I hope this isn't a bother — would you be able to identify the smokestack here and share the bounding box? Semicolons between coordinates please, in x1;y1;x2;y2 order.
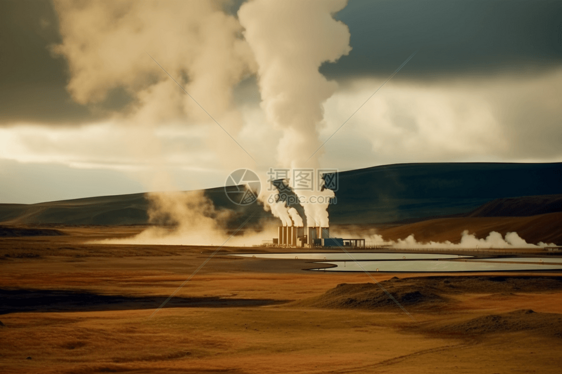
296;226;305;247
308;226;317;245
278;226;283;246
321;227;329;239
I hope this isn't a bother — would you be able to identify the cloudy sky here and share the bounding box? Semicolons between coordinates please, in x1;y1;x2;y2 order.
1;0;561;204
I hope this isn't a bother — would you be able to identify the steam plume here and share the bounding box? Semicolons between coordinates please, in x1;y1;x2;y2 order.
55;0;351;242
53;0;256;244
239;0;351;228
358;230;556;249
268;201;293;226
288;207;304;227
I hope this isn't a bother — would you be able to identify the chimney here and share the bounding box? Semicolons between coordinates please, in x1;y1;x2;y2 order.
308;226;317;245
278;226;283;246
296;226;305;247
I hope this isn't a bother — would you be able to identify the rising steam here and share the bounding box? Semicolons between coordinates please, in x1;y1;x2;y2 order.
353;230;556;249
53;0;257;245
268;200;293;227
54;0;369;244
239;0;351;228
288;207;304;227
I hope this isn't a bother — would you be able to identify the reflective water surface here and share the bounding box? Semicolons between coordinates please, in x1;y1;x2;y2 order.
233;252;562;273
311;260;562;272
233;253;468;260
472;257;562;264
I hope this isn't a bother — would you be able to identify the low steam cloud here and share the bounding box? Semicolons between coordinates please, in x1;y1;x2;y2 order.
355;230;555;249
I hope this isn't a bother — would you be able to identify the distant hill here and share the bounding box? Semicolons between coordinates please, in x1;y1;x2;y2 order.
329;162;562;225
0;193;150;225
0;186;269;228
1;162;561;227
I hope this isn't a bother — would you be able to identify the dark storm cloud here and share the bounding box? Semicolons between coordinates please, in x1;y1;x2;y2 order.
322;0;562;81
1;0;561;125
0;0;128;125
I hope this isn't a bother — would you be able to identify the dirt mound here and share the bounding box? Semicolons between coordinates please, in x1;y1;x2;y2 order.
0;226;65;237
295;276;562;311
376;275;562;295
294;281;448;311
413;275;562;294
474;292;520;300
438;309;562;337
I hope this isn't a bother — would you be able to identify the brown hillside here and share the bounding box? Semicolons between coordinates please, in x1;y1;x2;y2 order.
434;309;562;337
377;212;562;245
468;195;562;217
294;276;562;311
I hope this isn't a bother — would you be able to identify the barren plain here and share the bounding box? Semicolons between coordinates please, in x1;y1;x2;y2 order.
1;226;562;373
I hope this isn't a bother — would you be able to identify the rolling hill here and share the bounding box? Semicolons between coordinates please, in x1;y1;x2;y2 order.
1;162;561;231
329;162;562;224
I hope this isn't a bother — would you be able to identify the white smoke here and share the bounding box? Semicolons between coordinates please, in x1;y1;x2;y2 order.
361;230;556;249
53;1;255;130
288;207;304;227
53;0;257;245
268;200;293;226
55;0;351;244
302;188;335;227
239;0;351;228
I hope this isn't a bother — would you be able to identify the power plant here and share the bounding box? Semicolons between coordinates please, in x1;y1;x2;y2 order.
274;225;365;248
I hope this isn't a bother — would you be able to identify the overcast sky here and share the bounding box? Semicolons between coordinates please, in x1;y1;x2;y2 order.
1;0;561;204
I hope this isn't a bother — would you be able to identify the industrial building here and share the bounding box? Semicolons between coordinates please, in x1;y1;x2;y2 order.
275;225;365;248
